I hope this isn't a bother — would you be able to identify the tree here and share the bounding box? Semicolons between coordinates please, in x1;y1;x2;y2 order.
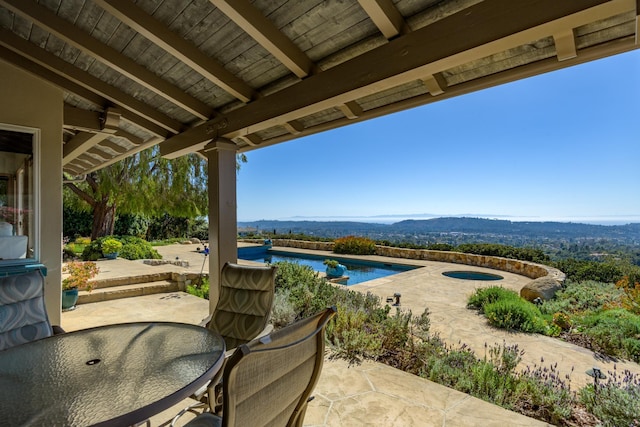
65;146;226;239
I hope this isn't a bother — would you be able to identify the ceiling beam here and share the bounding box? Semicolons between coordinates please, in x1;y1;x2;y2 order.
357;0;407;39
88;147;115;160
113;130;143;146
98;139;127;154
77;153;101;167
210;0;314;78
0;46;105;108
240;36;637;153
64;106;102;132
63;106;145;145
162;0;629;158
0;30;182;135
553;30;577;60
636;0;640;46
282;120;304;135
68;158;93;170
420;73;448;96
237;134;262;146
83;137;164;174
338;101;363;119
63;132;106;164
94;0;255;103
1;0;213;120
63;164;84;175
0;47;170;138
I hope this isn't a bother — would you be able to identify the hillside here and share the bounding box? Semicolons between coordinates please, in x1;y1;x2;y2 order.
238;217;640;249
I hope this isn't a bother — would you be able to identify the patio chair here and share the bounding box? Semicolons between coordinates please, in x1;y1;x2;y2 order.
184;306;337;427
171;262;277;425
206;262;277;350
0;269;64;351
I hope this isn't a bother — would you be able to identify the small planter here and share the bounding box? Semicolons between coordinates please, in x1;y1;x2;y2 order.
101;238;123;259
62;288;79;311
326;264;347;278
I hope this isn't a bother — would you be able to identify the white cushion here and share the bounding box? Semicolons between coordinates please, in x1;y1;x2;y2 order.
0;222;13;237
0;236;28;259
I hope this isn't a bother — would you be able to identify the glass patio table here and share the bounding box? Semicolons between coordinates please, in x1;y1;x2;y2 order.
0;322;225;426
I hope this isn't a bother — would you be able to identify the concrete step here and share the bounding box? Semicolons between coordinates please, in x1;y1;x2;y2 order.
89;272;174;289
78;280;180;304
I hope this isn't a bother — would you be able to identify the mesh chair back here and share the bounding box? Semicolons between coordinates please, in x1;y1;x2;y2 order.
0;270;53;351
221;307;337;427
208;262;277;350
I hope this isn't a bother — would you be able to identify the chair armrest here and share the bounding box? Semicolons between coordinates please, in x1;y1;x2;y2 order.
255;323;273;341
199;314;212;328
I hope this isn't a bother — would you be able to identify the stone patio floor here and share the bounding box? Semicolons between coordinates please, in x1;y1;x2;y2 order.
61;243;640;426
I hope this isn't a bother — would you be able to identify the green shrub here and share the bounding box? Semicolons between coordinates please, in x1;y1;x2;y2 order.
484;298;549;334
326;308;384;360
578;309;640;362
81;236;161;261
101;238;122;255
515;365;575;424
333;236;376;255
579;366;640;427
552;259;625;283
114;213;150;238
186;277;209;299
427;243;455;251
467;286;520;310
63;205;92;237
455;243;550;264
323;259;339;268
271;290;297;328
273;261;322;293
540;280;624;315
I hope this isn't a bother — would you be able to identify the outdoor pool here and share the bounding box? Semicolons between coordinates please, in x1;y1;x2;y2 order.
239;249;416;285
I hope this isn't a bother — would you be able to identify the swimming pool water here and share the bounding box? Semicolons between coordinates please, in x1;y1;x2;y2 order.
240;251;415;285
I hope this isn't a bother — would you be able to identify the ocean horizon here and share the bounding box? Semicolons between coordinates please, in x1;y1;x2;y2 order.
238;215;640;226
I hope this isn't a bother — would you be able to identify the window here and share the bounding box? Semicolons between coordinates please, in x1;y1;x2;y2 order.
0;125;39;263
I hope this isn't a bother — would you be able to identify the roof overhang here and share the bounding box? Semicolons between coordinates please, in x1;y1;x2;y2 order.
0;0;637;173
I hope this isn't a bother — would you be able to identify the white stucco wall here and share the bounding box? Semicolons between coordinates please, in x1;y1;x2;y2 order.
0;59;63;325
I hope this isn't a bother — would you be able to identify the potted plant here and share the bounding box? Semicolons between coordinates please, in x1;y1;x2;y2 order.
323;259;347;278
62;261;99;310
101;238;122;259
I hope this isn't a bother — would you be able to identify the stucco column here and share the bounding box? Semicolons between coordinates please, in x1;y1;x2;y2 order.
0;60;63;325
205;139;238;315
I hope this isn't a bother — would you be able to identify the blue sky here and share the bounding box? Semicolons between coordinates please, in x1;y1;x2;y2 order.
237;50;640;225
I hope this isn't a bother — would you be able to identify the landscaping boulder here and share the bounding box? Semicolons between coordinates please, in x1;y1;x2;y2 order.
520;277;563;302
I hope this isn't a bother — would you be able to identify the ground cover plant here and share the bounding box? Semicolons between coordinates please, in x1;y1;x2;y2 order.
467;278;640;365
264;261;637;426
184;260;640;425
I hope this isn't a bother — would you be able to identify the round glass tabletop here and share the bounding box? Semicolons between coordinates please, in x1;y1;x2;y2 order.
0;322;225;426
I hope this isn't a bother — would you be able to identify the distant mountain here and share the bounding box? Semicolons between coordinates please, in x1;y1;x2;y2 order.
238;217;640;246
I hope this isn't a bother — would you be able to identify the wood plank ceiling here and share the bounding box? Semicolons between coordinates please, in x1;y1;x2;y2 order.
0;0;637;175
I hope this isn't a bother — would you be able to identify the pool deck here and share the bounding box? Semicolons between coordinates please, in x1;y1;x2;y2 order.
61;244;640;426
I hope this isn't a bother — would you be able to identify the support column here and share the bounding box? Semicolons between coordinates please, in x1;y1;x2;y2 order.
205;139;238;315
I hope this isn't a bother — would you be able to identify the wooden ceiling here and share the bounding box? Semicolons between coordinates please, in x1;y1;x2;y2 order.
0;0;637;175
